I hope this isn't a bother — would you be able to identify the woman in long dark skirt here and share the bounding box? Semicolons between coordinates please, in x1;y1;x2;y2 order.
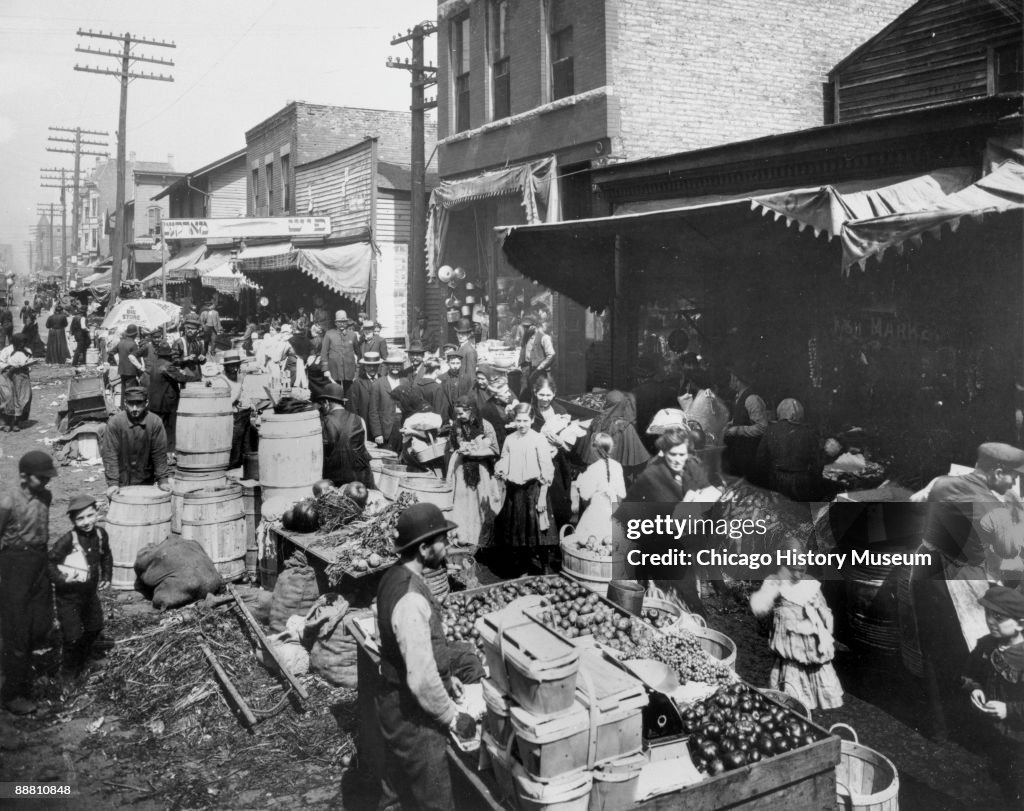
530;375;575;543
494;403;555;574
45;306;70;364
0;335;37;431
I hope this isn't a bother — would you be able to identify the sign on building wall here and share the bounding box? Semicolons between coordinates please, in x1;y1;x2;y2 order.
161;217;331;240
377;243;408;340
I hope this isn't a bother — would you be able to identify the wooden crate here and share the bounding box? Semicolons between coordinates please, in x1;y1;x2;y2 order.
555;395;603;421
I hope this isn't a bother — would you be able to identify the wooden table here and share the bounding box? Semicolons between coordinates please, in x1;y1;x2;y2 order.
268;526;388;597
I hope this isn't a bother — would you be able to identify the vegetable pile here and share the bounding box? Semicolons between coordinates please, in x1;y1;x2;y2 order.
280;482;370;534
564;530;612;557
631;631;733;686
322;492;419;581
568;392;609;411
683;684;825;775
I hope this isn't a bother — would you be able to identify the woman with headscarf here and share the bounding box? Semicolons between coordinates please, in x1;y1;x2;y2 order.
587;390;651;482
445;395;500;548
0;334;38;432
393;385;444;473
755;398;825;502
44;306;70;365
531;374;575;541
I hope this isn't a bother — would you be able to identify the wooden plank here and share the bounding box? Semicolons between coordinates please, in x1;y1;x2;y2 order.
199;640;258;728
228;584;310;700
448;748;505;811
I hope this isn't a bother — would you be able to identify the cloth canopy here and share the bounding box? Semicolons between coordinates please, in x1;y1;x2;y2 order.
235;242;294;273
751;167;977;239
294;243;374;303
840;160;1024;269
199;251;259;298
140;244;207;289
427;156;560;281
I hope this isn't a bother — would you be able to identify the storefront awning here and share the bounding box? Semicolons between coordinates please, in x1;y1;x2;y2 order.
139;244;208;289
199;251;259;298
295;243;374;303
235;241;295;273
840;160;1024;269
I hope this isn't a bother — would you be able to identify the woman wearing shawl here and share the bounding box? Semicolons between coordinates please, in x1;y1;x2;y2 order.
44;306;71;364
587;390;651;483
755;398;824;502
393;386;444;473
0;335;38;431
445;395;500;548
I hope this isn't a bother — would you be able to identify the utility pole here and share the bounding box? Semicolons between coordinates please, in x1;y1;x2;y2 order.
41;169;78;291
47;126;109;269
75;29;175;303
36;204;57;276
387;22;437;340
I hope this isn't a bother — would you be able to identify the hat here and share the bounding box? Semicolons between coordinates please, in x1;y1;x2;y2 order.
445;346;461;360
455;317;474;334
19;450;58;479
184;313;202;327
393;503;458;552
124;324;139;337
334;310;348;322
222;350;242;366
407;342;426;355
977;442;1024;474
360;319;375;331
979;586;1024;619
384;352;406;365
156;343;173;358
317;383;348;404
124;386;148;402
67;494;97;516
442;343;458;355
359;351;383;365
279;324;294;335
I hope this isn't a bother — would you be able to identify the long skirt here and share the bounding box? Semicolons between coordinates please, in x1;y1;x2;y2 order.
496;478;554;549
448;455;495;548
0;368;31;418
46;328;70;364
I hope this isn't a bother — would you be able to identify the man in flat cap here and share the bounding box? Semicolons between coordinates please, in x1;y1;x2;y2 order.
913;441;1024;738
321;310;358;394
115;323;146;407
171;313;206;384
101;387;170;499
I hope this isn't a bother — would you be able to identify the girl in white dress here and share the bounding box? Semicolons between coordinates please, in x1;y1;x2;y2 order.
571;432;626;551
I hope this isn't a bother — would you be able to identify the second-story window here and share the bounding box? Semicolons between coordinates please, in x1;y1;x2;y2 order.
994;42;1023;94
251;167;259;213
281;154;291;213
266;162;275;215
491;0;510;120
551;26;574;100
453;14;471;132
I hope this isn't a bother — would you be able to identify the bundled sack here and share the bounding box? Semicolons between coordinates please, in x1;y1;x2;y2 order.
269;551;320;633
135;537;223;610
684;389;730;444
304;593;359;687
257;615;309;676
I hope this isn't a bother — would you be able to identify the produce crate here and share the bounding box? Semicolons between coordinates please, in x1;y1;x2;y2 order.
555;395;604;421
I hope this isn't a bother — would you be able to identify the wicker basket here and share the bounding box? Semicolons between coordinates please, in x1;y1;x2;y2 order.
831;723;900;811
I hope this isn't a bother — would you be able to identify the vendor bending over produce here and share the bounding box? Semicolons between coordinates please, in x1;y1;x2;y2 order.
375;503;483;810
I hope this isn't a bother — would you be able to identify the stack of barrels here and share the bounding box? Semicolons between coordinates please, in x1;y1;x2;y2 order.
170;386;247;583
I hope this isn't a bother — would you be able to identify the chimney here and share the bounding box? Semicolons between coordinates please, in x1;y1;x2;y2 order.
129;151;136;162
167;153;174;168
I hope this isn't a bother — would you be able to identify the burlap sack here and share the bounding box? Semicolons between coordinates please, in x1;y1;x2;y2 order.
269;553;320;632
135;537;223;610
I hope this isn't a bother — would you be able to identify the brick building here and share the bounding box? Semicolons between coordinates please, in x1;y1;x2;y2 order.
429;0;917;395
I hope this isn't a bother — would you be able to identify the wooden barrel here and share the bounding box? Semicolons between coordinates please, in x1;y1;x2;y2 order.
606;580;645;616
241;482;262;577
843;563;901;658
169;470;227;534
176;388;233;472
105;486;172;590
258;411;323;504
180;484;247;582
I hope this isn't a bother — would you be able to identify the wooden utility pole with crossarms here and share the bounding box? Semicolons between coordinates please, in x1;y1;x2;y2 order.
46;127;109;269
74;29;175;302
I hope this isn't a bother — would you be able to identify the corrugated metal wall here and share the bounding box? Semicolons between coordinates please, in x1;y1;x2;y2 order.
835;0;1021;121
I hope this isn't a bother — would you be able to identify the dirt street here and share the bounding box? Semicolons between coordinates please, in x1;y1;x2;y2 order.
0;355;1012;810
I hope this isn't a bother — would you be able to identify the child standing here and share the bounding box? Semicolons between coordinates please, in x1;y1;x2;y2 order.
962;586;1024;804
750;545;843;711
571;432;626;549
48;495;112;678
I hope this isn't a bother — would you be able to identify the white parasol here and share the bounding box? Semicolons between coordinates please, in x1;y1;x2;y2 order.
101;298;181;333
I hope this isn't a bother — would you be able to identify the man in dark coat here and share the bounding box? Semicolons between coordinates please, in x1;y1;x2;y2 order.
115;324;145;405
148;342;183;450
171;313;205;383
348;351;381;426
375;503;482;810
439;348;463;422
723;365;768;480
356;319;388;360
100;387;170;497
321;310;358;393
454;318;477;392
912;441;1024;739
369;355;408;452
414;357;446;417
318;384;373;487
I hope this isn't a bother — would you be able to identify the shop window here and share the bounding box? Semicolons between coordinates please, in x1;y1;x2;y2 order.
993;42;1022;94
147;206;162;236
551;27;574;100
281;154;291;213
490;0;510;120
452;14;471;132
266;162;275;215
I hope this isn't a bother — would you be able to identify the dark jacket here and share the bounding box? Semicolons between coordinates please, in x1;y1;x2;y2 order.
48;526;112;593
925;471;1011;567
321;327;358;382
101;410;170;487
347;374;376;425
148;356;180;414
369;377;406;442
116;337;141;377
963;635;1024;743
626;455;710;503
322;407;373;486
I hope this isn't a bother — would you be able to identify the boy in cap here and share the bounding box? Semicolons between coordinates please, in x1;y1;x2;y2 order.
375;503;483;810
0;451;58;714
962;585;1024;802
101;387;170;497
116;323;145;407
48;495;112;678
